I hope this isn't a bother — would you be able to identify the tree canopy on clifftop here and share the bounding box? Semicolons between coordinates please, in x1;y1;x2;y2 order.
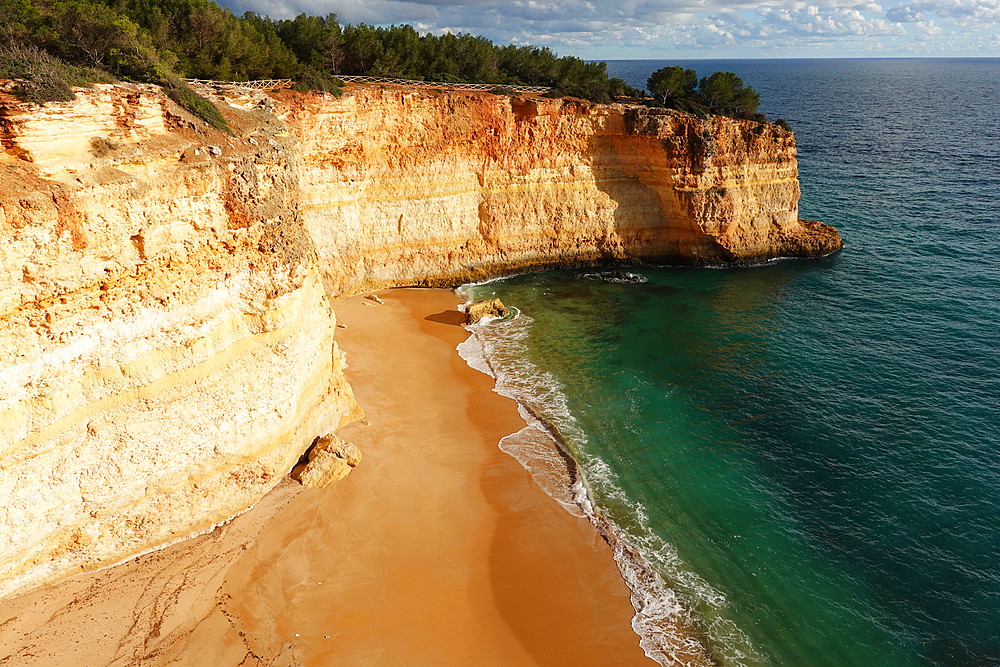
646;66;763;121
0;0;629;102
0;0;774;123
332;23;628;103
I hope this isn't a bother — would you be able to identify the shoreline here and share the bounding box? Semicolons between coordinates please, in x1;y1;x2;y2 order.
0;288;657;665
309;287;656;665
459;282;718;667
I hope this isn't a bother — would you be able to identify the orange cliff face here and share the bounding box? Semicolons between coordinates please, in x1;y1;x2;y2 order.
0;81;840;599
277;86;841;296
0;84;362;600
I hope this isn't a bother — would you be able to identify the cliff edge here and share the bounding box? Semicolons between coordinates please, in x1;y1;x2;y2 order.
282;86;841;295
0;81;840;599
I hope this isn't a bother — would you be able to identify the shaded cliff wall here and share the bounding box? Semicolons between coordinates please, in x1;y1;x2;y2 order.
0;84;361;600
280;87;840;296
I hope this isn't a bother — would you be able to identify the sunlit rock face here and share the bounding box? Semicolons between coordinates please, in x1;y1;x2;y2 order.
0;84;361;600
0;81;838;600
280;87;840;296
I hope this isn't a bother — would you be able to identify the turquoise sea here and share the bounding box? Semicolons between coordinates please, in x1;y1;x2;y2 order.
460;59;1000;666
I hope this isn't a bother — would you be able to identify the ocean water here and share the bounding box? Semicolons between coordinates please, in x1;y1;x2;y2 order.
460;59;1000;667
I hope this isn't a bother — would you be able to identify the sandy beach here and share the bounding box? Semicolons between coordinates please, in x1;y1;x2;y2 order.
0;288;657;666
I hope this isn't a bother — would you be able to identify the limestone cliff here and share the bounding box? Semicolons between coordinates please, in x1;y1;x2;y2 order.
0;84;362;600
0;81;840;600
281;87;840;296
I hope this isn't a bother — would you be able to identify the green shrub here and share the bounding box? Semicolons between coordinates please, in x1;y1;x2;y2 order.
291;68;342;96
775;118;792;132
0;44;109;103
674;96;709;118
161;77;229;132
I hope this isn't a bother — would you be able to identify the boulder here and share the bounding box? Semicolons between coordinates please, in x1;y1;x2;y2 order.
295;434;362;488
466;298;509;324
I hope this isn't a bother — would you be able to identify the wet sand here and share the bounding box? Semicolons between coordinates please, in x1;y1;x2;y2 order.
0;288;655;666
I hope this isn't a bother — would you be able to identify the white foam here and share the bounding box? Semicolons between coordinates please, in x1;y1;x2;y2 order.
456;334;495;378
498;425;584;517
582;270;650;284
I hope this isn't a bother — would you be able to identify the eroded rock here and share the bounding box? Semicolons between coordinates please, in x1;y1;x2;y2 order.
466;298;509;324
296;435;362;488
0;81;839;600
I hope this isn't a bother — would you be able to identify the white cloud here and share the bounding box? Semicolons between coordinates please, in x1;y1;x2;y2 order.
894;0;1000;28
916;17;945;32
220;0;1000;56
885;3;927;19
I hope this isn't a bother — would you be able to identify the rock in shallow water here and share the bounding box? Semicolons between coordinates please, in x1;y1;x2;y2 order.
466;298;509;324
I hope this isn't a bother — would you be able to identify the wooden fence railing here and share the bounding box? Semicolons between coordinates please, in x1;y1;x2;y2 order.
183;79;293;90
335;75;550;93
182;76;552;94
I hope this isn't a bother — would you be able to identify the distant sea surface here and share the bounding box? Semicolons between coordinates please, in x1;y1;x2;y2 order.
462;59;1000;666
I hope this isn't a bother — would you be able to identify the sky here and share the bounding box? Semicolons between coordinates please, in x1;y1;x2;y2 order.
220;0;1000;58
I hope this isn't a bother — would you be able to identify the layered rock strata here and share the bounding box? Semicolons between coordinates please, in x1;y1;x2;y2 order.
281;87;841;296
0;84;362;600
0;81;839;600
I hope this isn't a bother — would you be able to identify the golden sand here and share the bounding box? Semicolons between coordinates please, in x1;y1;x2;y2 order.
0;288;654;666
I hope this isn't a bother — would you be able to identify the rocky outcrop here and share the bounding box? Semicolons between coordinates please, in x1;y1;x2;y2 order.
0;81;839;600
279;87;841;296
294;433;362;488
0;84;362;600
466;298;509;324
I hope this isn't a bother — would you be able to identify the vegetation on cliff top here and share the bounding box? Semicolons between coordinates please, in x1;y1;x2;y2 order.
0;0;238;128
644;65;793;126
646;66;764;122
332;24;629;103
0;0;777;123
0;0;624;104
